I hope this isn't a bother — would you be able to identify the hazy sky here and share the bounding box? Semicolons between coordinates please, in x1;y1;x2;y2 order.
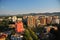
0;0;60;15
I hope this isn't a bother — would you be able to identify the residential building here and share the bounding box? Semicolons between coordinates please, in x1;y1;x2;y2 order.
15;19;24;33
46;16;52;24
34;15;40;19
11;34;23;40
8;17;12;20
8;17;12;21
36;19;40;26
0;18;3;21
23;16;27;25
27;16;36;28
17;18;22;21
39;15;46;25
52;16;59;24
0;33;8;40
9;24;15;28
12;16;17;22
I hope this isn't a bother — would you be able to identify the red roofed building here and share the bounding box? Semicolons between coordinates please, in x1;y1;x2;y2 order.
0;33;7;40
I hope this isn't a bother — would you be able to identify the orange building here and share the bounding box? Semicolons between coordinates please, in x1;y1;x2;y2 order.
15;21;24;33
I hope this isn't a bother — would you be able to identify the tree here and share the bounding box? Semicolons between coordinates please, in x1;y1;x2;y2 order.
28;28;39;40
24;29;33;40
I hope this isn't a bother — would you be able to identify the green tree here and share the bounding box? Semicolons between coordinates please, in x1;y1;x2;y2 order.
28;28;39;40
24;29;33;40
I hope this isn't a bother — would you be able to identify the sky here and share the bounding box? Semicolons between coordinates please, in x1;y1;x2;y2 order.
0;0;60;15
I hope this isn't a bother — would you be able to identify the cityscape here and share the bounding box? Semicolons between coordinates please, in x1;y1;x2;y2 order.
0;12;60;40
0;0;60;40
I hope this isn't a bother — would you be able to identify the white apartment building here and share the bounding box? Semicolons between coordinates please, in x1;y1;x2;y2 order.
12;16;17;22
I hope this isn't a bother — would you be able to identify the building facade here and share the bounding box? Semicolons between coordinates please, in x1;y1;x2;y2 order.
12;16;17;22
52;16;59;24
46;16;52;24
27;16;36;28
39;15;46;25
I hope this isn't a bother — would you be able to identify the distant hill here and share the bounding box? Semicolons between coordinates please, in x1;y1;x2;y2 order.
22;12;60;16
0;12;60;17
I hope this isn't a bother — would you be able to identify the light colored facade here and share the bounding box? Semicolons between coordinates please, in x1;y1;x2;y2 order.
36;19;40;26
34;15;40;19
52;16;59;24
27;16;36;27
39;16;46;25
9;24;15;28
0;18;3;21
52;19;59;24
8;17;12;21
8;17;12;20
52;16;59;19
17;18;22;21
55;19;59;24
46;16;52;24
12;16;17;22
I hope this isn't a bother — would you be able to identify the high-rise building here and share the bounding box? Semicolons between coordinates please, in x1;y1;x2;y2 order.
35;15;40;19
23;16;27;25
46;16;52;24
52;16;59;24
39;15;46;25
27;16;36;28
36;19;40;26
15;19;24;33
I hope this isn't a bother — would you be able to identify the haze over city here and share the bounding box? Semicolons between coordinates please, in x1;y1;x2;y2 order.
0;0;60;15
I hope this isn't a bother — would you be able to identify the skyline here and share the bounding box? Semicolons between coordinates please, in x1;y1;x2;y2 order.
0;0;60;15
